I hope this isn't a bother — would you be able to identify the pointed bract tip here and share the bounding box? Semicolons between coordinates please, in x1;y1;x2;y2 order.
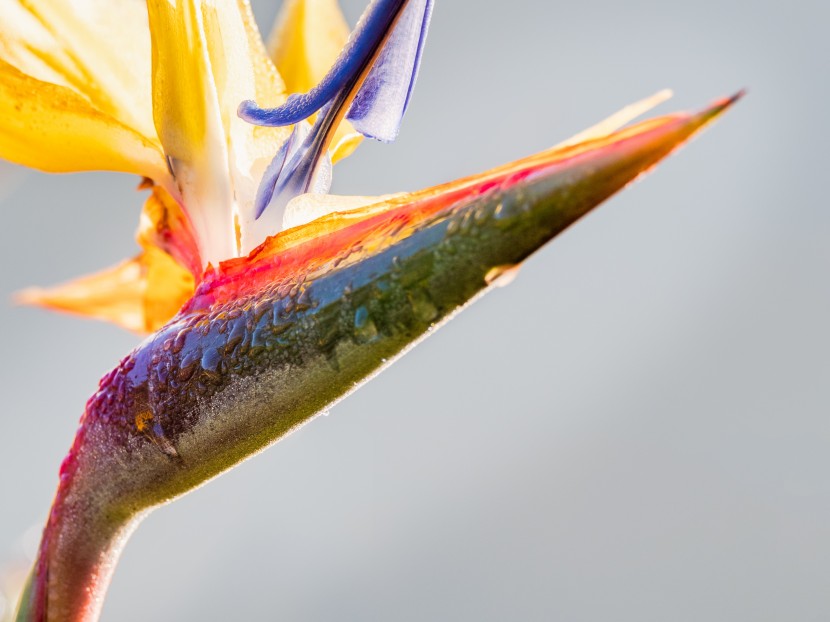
698;89;746;121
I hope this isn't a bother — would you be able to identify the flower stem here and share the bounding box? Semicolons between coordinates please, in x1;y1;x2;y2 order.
15;442;142;621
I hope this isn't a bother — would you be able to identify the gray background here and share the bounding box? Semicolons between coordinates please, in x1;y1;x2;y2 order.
1;0;828;620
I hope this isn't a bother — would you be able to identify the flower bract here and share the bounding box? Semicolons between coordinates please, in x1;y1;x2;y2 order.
1;2;740;621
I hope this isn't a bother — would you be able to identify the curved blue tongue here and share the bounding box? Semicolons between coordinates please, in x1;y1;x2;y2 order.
239;0;434;221
347;0;433;142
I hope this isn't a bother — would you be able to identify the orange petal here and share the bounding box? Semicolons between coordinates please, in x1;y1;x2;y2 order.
17;248;195;334
138;186;203;279
18;184;201;332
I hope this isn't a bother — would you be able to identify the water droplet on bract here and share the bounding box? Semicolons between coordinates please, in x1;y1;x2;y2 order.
459;212;473;235
409;289;438;323
474;205;491;224
250;328;267;350
354;306;369;329
201;347;222;373
224;321;247;355
272;321;294;337
353;306;378;343
171;329;188;354
485;264;522;288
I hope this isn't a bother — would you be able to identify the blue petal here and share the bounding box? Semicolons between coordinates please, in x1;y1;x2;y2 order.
253;123;309;219
347;0;433;142
241;0;434;223
254;117;334;221
238;0;410;128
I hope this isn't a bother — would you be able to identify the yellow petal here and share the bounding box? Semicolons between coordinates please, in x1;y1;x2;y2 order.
555;89;674;148
0;0;156;140
16;248;194;334
0;59;167;177
329;130;364;163
268;0;349;95
268;0;363;163
0;2;73;88
233;0;288;109
147;0;236;266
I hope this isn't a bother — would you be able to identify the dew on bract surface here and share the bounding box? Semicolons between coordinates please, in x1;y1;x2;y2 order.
176;358;198;382
353;305;378;343
445;216;460;236
201;347;222;373
224;321;247;355
170;330;187;354
409;288;438;323
354;306;369;329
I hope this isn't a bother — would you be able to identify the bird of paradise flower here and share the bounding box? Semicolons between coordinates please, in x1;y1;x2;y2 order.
1;0;740;620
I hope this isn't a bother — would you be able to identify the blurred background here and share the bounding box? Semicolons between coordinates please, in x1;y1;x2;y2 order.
1;0;828;620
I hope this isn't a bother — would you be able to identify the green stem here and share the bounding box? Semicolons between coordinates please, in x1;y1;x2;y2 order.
15;436;142;622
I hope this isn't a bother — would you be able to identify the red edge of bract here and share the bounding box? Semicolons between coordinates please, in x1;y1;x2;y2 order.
185;94;741;313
